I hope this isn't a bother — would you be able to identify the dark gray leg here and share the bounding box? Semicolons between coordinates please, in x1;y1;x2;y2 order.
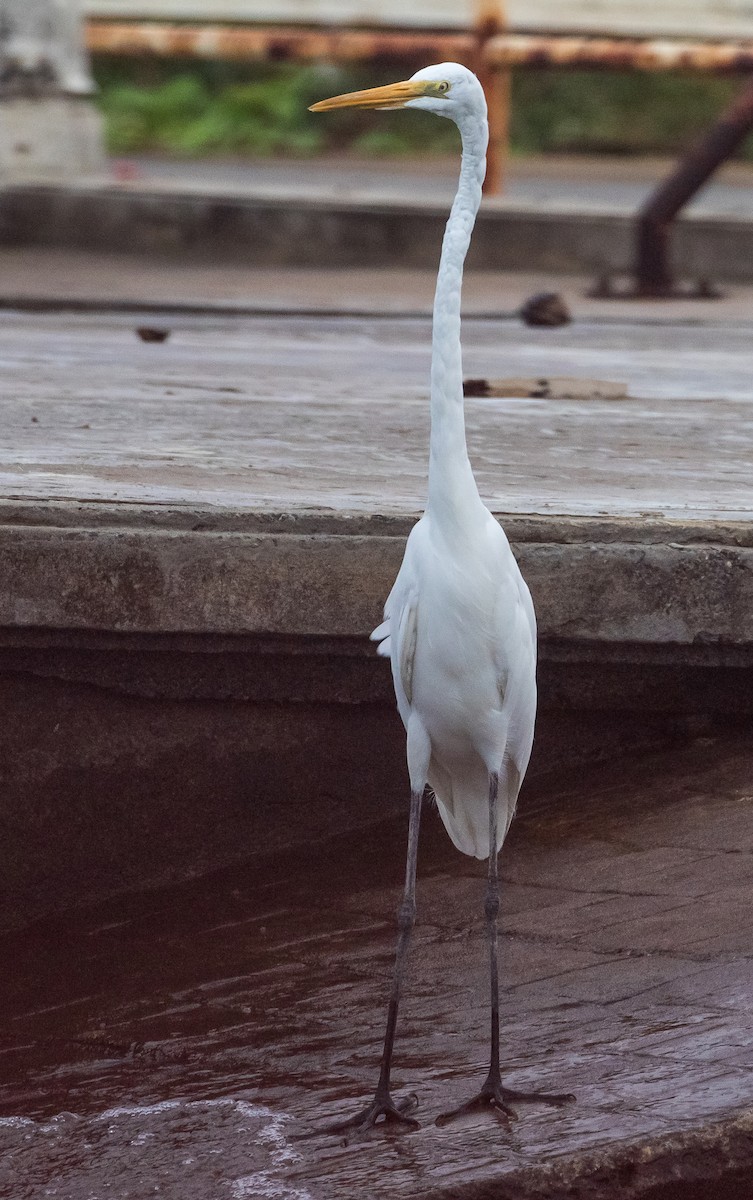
437;771;575;1126
329;789;423;1134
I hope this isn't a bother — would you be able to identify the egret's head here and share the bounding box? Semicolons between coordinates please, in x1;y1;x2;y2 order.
309;62;486;126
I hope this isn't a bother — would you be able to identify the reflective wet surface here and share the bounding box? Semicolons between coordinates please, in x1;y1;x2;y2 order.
3;729;753;1198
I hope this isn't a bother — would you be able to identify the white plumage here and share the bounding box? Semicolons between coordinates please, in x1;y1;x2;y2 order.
368;62;537;861
372;510;536;858
312;61;570;1134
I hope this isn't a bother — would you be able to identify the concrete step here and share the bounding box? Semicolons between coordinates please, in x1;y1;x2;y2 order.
6;172;753;281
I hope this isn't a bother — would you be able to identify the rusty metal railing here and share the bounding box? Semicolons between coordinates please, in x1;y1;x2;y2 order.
85;19;753;200
85;22;753;76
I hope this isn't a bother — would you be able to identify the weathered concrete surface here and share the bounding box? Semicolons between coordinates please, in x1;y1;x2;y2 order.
5;509;753;668
2;728;753;1199
4;304;753;519
1;263;752;1193
4;302;753;652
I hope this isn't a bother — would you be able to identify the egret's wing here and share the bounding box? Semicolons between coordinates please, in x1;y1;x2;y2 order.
395;596;418;705
372;594;417;710
372;520;425;715
369;618;391;658
493;574;537;822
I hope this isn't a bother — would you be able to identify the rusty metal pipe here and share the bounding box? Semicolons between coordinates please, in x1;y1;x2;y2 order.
86;24;753;76
84;21;476;64
636;76;753;294
484;33;753;74
473;5;508;198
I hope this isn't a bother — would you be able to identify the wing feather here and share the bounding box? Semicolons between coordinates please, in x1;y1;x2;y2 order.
397;600;418;705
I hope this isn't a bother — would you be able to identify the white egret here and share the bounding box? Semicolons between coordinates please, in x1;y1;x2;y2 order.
311;63;574;1132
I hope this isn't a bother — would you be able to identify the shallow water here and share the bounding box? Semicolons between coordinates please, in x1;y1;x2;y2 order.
3;732;753;1199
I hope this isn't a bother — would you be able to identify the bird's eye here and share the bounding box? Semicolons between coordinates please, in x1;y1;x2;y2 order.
437;81;450;94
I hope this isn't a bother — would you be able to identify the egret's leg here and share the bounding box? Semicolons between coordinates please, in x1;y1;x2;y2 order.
437;771;575;1127
328;788;423;1134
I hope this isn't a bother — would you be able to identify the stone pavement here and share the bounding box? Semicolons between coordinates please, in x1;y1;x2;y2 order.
1;726;753;1199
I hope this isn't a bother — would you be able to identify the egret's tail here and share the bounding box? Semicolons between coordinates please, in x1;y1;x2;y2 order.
428;757;519;860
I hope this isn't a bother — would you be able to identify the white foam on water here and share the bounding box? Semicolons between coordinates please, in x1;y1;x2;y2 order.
1;1094;309;1198
230;1172;313;1200
233;1100;300;1165
0;1115;35;1129
203;1099;309;1199
99;1099;183;1121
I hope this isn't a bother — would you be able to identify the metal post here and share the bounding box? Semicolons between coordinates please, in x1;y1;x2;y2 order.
0;0;105;182
475;1;508;196
634;75;753;295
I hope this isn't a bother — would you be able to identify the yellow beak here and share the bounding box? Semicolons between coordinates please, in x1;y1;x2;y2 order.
309;79;439;112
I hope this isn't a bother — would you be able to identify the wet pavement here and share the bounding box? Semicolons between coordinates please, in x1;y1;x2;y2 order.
3;727;753;1199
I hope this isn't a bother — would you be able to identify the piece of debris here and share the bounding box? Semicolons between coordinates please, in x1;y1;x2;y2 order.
520;292;571;327
113;160;141;183
463;377;628;400
136;327;170;343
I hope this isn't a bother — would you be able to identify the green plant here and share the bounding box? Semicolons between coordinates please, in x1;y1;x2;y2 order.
93;58;753;160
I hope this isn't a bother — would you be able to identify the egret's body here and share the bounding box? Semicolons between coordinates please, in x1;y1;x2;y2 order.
374;506;535;860
311;63;573;1132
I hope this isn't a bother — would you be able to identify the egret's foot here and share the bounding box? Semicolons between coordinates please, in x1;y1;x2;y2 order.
436;1076;575;1127
328;1090;419;1136
502;1085;576;1108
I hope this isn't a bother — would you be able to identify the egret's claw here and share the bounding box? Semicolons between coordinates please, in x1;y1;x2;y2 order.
328;1091;419;1136
502;1085;576;1108
436;1078;574;1127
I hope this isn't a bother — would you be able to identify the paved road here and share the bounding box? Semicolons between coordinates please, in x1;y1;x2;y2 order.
121;152;753;217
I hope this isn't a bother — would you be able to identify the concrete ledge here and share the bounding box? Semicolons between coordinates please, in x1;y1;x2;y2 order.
449;1107;753;1200
3;504;753;651
5;501;752;927
4;183;753;279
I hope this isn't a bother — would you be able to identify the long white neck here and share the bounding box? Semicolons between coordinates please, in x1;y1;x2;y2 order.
427;110;488;529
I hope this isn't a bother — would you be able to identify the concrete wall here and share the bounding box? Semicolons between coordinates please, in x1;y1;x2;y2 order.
2;502;752;931
6;187;753;283
0;0;104;181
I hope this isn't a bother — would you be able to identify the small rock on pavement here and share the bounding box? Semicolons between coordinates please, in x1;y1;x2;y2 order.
136;327;170;343
520;292;572;327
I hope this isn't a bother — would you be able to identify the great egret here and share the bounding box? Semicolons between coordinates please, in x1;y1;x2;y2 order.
311;63;574;1132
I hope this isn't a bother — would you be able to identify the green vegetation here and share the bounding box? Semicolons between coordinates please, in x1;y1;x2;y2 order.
93;57;746;159
512;69;739;157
